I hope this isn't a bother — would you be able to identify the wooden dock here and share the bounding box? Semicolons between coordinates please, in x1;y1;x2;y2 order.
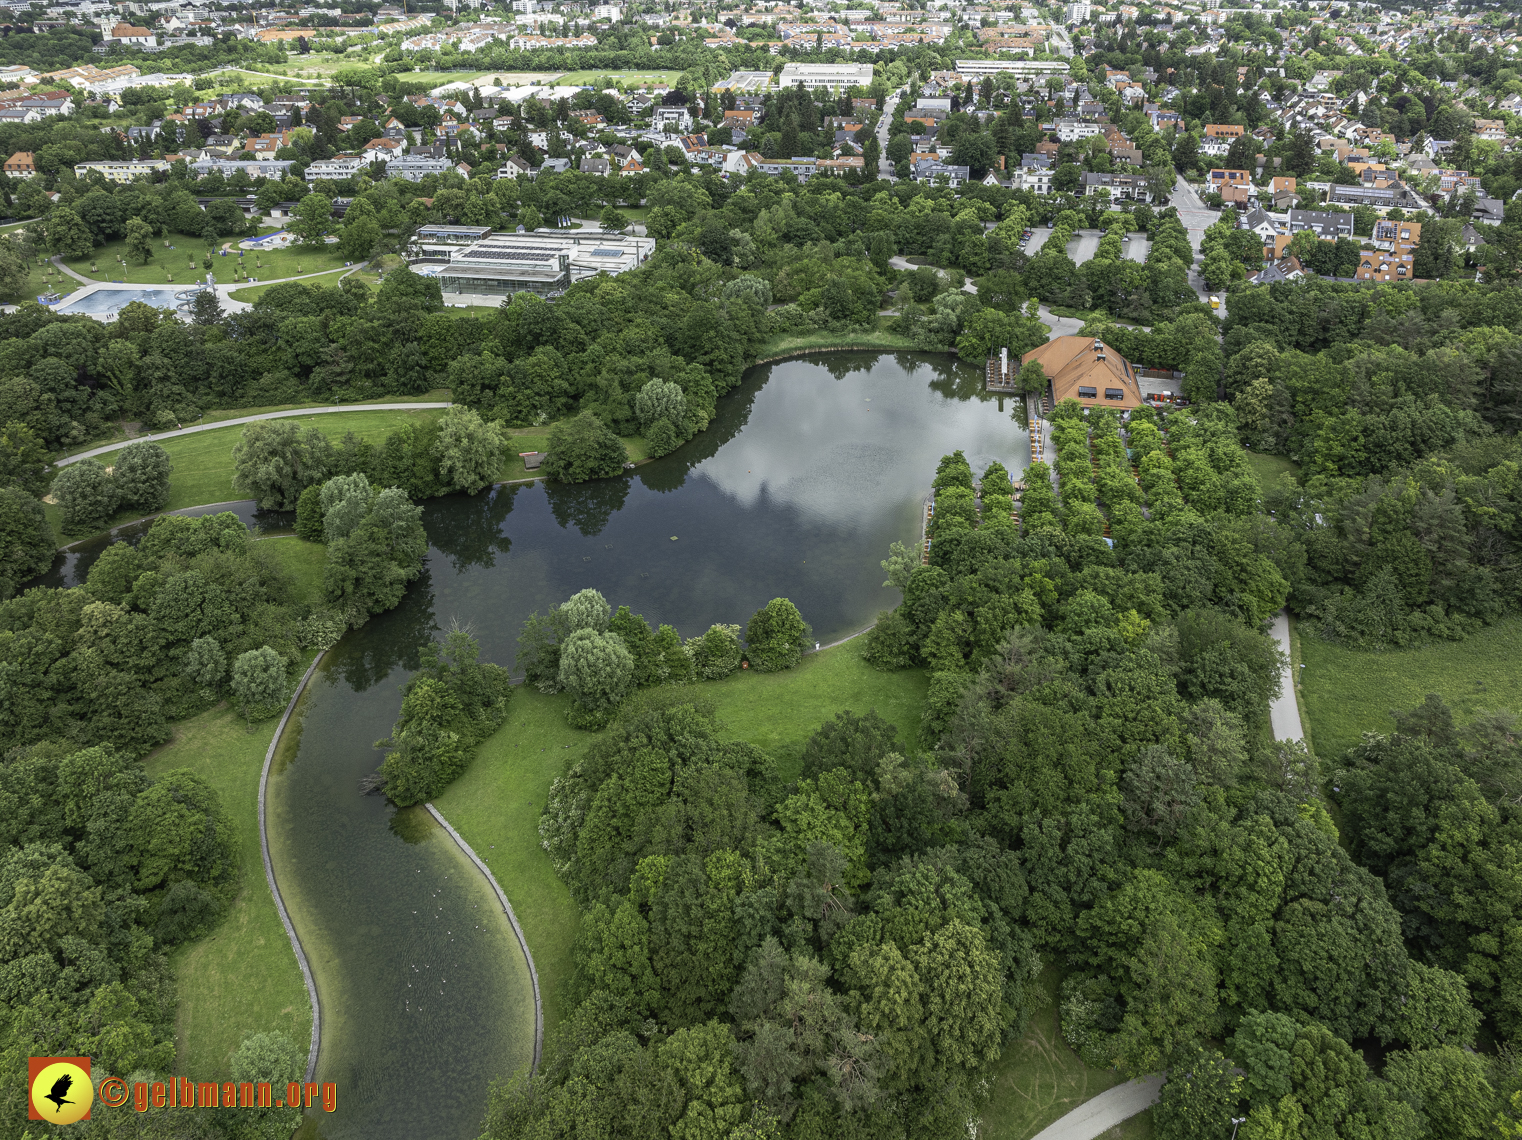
987;354;1019;392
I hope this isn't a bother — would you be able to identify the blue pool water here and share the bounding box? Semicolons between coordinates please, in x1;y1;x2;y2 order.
58;288;183;315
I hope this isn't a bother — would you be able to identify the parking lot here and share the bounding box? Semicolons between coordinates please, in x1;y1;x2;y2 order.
1018;228;1150;265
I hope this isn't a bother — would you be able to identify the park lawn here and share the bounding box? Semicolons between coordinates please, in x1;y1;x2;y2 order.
0;255;80;306
60;231;350;287
703;643;930;782
1246;452;1299;491
229;267;350;302
46;409;452;545
435;643;929;1035
151;407;451;512
1299;614;1522;762
754;318;918;361
432;687;584;1036
49;411;647;545
53;392;453;462
978;962;1127;1139
257;536;327;604
144;697;315;1079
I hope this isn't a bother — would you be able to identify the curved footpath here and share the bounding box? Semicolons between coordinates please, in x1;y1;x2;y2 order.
58;403;453;465
1030;1074;1166;1140
259;651;327;1082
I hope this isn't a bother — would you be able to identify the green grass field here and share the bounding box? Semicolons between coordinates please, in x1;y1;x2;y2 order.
51;408;650;545
257;535;327;602
229;267;351;302
978;963;1129;1138
1246;452;1299;490
1299;614;1522;762
144;695;315;1079
0;256;80;306
46;408;450;545
56;393;453;462
434;642;929;1035
61;231;350;288
703;641;930;781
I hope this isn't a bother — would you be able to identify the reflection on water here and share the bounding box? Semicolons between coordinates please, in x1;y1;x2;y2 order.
30;500;289;590
239;352;1029;1140
267;633;534;1140
427;351;1028;671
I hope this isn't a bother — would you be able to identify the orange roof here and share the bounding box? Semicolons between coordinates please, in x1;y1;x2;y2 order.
1021;335;1142;409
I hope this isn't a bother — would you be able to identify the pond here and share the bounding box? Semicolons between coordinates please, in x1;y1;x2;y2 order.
44;351;1029;1138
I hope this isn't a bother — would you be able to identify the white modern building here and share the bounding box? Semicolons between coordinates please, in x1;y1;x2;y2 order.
304;154;370;182
74;158;170;182
1063;2;1091;22
385;154;454;180
777;62;874;90
431;230;655;298
190;158;296;178
954;59;1070;78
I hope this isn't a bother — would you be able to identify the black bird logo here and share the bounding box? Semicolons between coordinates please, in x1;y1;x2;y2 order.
44;1073;76;1114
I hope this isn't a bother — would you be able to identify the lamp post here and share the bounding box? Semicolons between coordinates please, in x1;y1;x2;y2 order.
1230;1117;1247;1140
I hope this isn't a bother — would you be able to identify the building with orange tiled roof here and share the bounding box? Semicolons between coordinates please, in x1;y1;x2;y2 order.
1020;335;1144;409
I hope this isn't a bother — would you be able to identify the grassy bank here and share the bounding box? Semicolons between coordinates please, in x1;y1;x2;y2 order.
1299;615;1522;761
47;407;654;547
0;256;80;306
752;319;919;361
144;695;315;1078
435;642;929;1036
57;392;453;462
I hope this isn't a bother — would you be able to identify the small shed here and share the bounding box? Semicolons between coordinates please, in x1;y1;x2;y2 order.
520;451;544;470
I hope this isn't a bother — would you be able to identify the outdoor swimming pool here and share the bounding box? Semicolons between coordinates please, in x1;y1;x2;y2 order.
56;287;183;315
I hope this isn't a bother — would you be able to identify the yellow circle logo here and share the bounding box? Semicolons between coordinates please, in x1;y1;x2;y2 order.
30;1062;93;1125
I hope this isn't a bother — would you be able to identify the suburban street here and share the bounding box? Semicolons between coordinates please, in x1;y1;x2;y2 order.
877;85;903;177
1170;173;1217;302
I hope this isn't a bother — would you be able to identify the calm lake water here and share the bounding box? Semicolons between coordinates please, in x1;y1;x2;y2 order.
42;352;1029;1138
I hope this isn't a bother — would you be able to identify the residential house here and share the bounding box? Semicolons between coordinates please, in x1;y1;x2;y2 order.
304;154;370;182
1207;168;1252;189
579;154;611;175
3;151;37;178
385;155;453;181
912;158;971;187
651;106;692;133
1287;209;1353;239
1356;217;1420;281
1079;170;1154;202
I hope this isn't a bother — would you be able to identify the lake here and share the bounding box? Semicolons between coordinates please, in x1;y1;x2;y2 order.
45;350;1029;1138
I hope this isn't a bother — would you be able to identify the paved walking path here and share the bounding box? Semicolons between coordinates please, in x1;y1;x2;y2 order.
1269;609;1304;742
58;402;452;465
1028;1074;1165;1140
